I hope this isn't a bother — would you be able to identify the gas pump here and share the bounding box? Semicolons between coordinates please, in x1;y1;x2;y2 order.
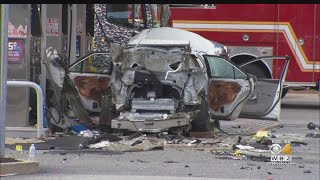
6;4;31;127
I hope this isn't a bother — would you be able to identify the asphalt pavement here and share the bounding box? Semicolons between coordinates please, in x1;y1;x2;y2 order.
3;92;320;180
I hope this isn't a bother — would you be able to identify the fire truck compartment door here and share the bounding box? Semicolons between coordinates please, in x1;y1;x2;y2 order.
238;56;290;121
67;52;112;112
204;55;255;121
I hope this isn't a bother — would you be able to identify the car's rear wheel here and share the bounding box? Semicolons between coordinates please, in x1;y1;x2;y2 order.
191;97;211;132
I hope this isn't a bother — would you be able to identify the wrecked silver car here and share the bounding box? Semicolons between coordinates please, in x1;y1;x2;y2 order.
45;27;290;134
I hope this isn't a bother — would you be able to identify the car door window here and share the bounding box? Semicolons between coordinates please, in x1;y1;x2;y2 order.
203;55;252;121
205;56;247;79
69;53;112;74
82;54;111;74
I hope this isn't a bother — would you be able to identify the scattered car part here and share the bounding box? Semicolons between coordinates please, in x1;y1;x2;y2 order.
307;122;319;130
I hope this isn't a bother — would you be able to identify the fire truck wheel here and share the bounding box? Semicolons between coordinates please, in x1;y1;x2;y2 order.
240;63;270;79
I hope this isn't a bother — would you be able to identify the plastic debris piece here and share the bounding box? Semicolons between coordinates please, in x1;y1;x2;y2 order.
29;144;36;161
236;144;255;150
70;124;88;134
79;130;100;138
254;130;270;138
234;150;242;156
88;141;110;149
163;114;168;119
187;139;201;146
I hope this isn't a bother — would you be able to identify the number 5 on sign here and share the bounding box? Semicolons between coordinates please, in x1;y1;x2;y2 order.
16;145;22;151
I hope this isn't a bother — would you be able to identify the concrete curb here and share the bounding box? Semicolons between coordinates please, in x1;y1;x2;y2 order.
281;103;320;110
0;159;39;176
281;93;320;109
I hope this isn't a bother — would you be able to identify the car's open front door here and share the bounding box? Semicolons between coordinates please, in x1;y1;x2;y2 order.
238;56;290;121
204;55;255;121
67;52;112;123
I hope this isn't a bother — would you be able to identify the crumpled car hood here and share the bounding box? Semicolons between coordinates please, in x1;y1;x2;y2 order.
127;27;227;56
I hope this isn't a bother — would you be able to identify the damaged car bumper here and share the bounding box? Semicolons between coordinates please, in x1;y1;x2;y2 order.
111;112;191;133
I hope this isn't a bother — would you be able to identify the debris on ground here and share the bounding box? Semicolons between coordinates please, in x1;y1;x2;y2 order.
131;159;149;163
79;130;100;138
215;156;241;160
234;149;271;162
236;145;255;150
4;118;310;164
211;150;233;156
240;166;252;170
163;161;179;163
127;132;145;140
79;138;100;149
303;170;312;173
252;130;270;140
83;133;165;152
219;135;241;150
88;141;110;149
252;130;307;145
187;139;201;146
306;132;320;138
70;124;88;134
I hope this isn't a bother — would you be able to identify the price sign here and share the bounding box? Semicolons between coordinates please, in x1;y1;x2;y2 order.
8;39;25;64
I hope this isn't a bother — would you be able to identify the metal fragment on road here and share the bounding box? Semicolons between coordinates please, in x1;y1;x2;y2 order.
88;141;110;149
306;132;320;138
236;144;255;150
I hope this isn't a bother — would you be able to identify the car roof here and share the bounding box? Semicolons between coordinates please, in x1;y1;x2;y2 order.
127;27;223;56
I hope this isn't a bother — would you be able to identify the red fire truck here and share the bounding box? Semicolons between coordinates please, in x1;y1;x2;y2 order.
170;4;320;96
